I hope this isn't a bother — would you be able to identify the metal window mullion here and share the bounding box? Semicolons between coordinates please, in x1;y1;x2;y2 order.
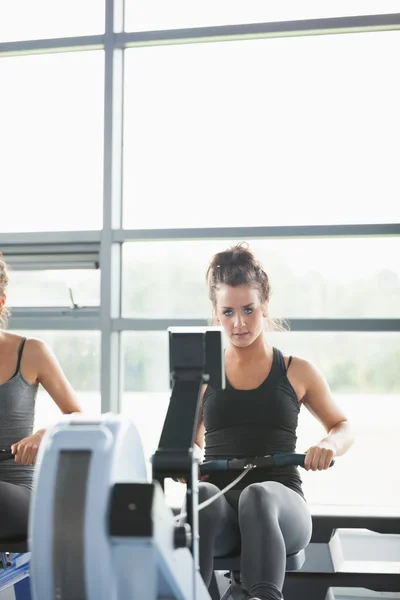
0;231;101;245
288;318;400;332
9;307;100;331
118;13;400;48
0;35;104;57
8;317;100;331
100;0;125;414
2;13;400;58
112;318;400;332
113;223;400;242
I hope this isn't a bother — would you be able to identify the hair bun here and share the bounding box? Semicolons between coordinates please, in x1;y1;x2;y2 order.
230;242;256;265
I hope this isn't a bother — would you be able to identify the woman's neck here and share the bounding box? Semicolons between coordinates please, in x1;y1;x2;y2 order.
226;333;272;364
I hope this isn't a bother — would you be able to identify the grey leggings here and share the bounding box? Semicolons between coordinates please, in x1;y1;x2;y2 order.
0;481;31;539
198;481;312;600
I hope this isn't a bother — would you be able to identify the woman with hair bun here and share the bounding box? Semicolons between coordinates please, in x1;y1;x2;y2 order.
192;242;354;600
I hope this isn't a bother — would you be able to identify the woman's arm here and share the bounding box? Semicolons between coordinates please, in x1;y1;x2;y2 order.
32;339;82;417
12;339;82;464
194;384;208;451
298;359;355;470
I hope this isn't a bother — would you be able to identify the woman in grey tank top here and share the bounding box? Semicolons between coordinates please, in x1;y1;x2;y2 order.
0;254;82;539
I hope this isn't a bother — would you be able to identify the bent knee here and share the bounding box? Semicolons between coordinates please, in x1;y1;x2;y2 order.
198;482;221;502
198;482;226;521
239;482;281;513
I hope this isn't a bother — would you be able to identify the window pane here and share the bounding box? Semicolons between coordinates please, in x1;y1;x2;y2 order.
0;52;104;232
122;331;400;507
125;0;400;31
122;238;400;319
7;270;100;307
10;331;101;429
124;32;400;228
123;331;400;395
0;0;105;42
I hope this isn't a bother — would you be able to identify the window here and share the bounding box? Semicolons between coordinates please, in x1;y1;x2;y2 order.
0;0;105;43
125;0;400;31
124;31;400;229
122;331;400;507
11;331;101;430
7;270;100;308
272;332;400;505
122;238;400;319
123;331;400;395
0;51;104;233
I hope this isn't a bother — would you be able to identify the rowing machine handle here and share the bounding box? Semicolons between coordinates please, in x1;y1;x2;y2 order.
200;452;335;474
274;452;335;468
0;448;14;462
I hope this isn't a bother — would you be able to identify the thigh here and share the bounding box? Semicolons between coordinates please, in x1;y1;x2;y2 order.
260;482;312;554
240;482;312;555
199;483;241;557
0;481;31;539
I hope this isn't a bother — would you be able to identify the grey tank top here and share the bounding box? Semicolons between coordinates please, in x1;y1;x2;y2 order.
0;338;38;489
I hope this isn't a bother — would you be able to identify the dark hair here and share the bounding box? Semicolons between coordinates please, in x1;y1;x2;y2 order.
0;253;10;328
206;242;286;331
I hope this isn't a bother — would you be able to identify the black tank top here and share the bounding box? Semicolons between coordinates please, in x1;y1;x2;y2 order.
202;347;304;498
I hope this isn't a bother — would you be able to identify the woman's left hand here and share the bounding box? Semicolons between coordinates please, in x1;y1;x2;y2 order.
304;441;336;471
11;432;44;466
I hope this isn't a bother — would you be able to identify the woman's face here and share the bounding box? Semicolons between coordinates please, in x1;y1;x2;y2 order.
214;284;266;347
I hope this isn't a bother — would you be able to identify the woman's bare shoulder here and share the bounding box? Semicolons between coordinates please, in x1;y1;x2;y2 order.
0;330;25;349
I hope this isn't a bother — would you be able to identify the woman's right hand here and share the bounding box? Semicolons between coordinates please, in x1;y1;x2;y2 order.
11;431;43;465
176;442;208;483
